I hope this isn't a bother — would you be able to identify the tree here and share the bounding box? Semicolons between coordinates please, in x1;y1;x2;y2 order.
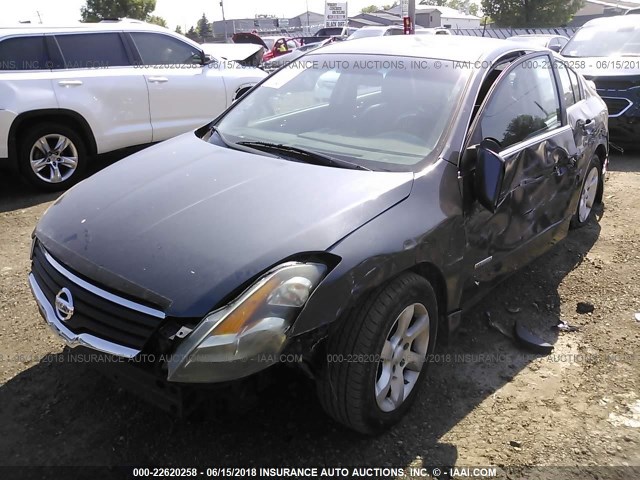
419;0;448;6
196;13;212;37
361;5;380;13
481;0;583;27
81;0;157;22
382;1;399;9
147;15;167;27
175;25;183;34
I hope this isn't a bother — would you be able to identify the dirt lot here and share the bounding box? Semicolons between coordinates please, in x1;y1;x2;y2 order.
0;152;639;479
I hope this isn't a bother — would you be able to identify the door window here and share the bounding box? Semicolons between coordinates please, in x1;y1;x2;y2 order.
568;68;583;101
557;62;576;107
55;33;130;68
131;33;202;66
474;57;561;149
0;36;48;70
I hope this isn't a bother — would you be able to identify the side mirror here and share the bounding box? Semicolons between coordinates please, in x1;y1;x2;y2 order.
475;146;506;213
548;44;561;53
202;53;215;66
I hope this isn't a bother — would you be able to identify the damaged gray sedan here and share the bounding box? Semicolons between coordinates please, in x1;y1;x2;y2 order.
29;36;608;433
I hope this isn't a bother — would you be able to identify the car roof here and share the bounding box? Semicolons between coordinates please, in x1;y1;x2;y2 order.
358;25;403;31
314;34;538;62
509;34;563;39
0;21;169;38
583;14;640;27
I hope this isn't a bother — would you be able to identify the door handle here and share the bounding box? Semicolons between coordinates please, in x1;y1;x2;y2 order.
148;76;169;83
577;118;596;135
58;80;83;87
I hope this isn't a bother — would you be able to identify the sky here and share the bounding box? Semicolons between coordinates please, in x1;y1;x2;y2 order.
3;0;384;30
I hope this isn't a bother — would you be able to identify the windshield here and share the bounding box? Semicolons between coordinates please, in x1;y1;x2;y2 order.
214;54;469;171
562;23;640;57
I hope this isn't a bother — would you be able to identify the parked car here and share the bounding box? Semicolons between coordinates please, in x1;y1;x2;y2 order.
505;34;569;52
347;25;406;40
560;15;640;147
261;36;301;62
0;22;266;190
415;27;452;35
314;26;357;38
29;35;608;434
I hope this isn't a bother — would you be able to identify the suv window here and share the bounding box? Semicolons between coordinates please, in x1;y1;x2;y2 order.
475;58;561;149
130;33;201;65
0;36;48;70
55;33;130;68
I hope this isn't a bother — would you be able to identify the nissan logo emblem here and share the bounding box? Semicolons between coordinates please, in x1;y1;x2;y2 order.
54;287;74;322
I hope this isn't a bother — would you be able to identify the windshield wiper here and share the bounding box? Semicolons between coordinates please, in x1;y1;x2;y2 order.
236;141;371;171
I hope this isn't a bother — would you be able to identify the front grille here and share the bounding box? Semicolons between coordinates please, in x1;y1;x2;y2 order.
31;244;165;350
602;97;632;116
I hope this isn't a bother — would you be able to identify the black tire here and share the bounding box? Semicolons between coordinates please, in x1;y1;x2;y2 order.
19;122;88;192
317;272;438;434
570;155;602;229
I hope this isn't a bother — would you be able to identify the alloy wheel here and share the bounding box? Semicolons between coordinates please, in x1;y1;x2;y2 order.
29;134;79;184
375;303;430;412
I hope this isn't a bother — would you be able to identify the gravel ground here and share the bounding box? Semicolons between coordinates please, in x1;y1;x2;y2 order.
0;152;639;479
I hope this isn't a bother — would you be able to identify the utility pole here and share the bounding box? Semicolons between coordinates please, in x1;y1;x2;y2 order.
408;0;415;33
220;1;227;41
306;0;310;35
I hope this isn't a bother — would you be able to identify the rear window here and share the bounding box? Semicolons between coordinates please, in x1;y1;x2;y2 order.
0;36;48;70
55;33;130;68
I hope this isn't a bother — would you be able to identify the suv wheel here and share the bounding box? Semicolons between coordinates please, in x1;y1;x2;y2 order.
317;272;438;434
19;123;87;191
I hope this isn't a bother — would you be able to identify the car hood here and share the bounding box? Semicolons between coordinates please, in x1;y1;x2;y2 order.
35;133;414;318
232;32;268;50
202;43;264;65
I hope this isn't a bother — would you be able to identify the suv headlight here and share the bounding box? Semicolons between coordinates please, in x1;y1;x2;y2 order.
167;262;326;383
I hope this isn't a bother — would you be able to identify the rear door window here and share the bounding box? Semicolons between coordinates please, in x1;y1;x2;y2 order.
130;32;201;65
557;62;576;107
55;33;131;68
0;36;48;70
568;68;583;101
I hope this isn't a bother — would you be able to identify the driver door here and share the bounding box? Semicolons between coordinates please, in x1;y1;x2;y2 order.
461;53;579;300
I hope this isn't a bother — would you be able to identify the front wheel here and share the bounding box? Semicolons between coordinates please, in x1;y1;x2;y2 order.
317;272;438;434
19;122;88;191
571;155;601;229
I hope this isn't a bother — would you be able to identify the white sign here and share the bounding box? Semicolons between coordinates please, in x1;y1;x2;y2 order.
401;0;409;17
325;2;348;28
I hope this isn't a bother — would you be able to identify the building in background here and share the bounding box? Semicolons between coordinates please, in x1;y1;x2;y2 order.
211;11;324;40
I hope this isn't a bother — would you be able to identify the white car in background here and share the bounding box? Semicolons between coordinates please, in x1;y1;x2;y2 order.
0;22;266;190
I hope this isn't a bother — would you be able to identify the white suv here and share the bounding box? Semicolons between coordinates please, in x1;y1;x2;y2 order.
0;22;267;190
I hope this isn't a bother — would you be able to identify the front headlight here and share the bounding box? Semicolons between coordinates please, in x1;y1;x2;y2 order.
167;262;326;383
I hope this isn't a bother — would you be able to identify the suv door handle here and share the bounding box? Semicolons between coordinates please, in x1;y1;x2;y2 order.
148;76;169;83
58;80;83;87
